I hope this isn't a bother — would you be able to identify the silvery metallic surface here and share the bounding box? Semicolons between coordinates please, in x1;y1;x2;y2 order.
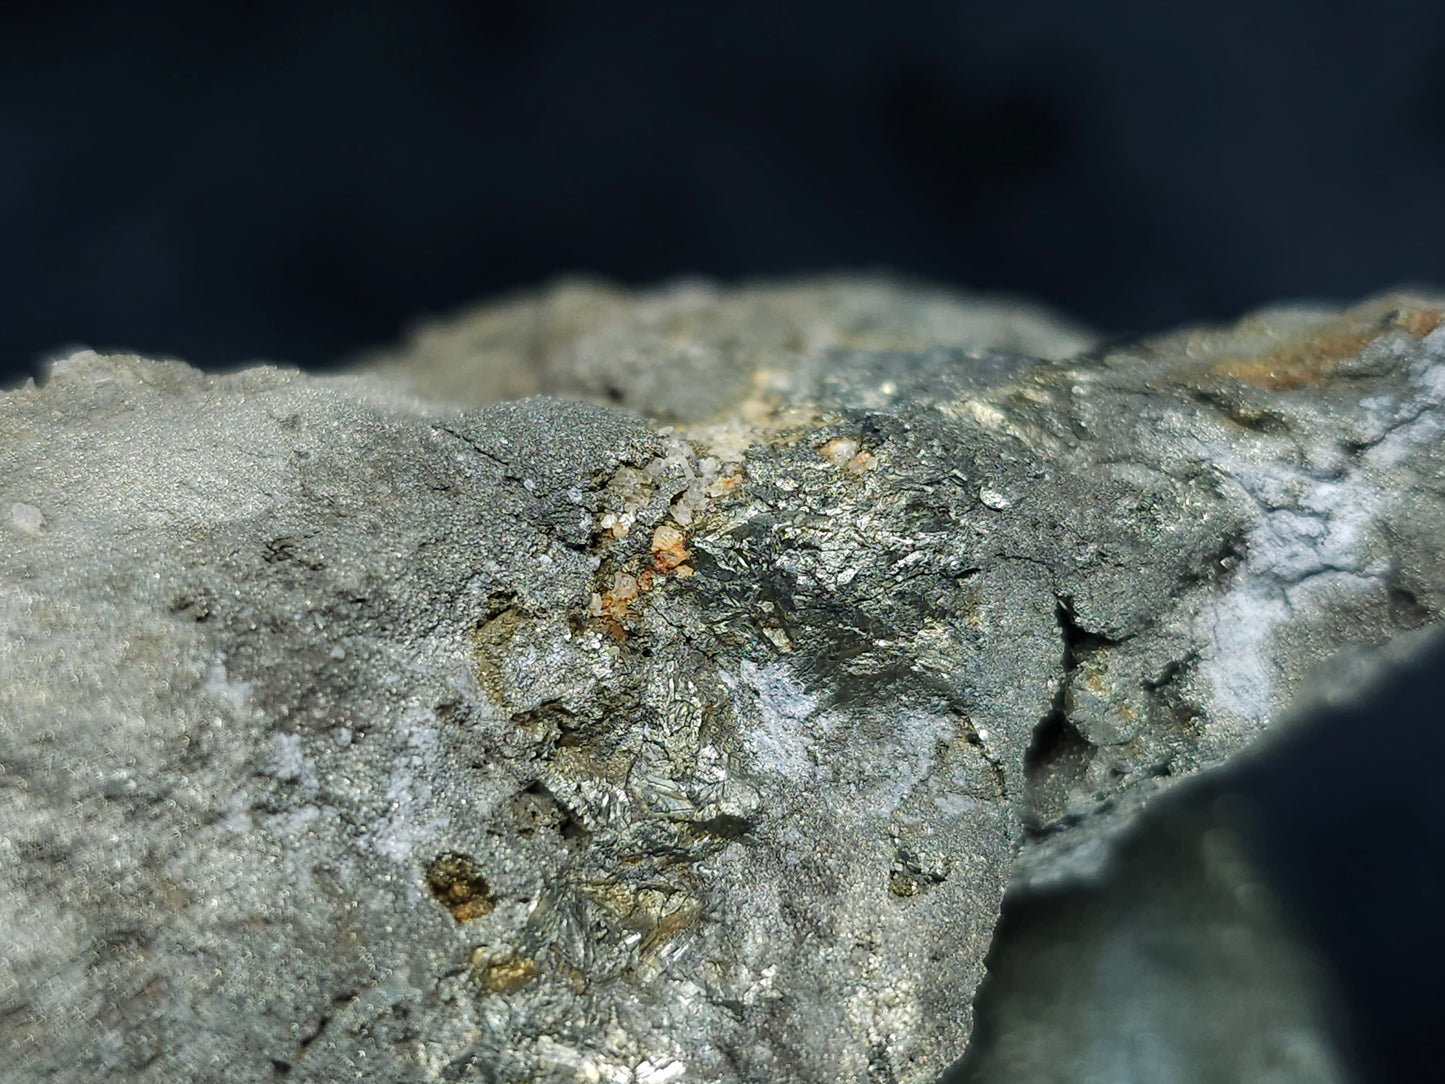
2;277;1441;1082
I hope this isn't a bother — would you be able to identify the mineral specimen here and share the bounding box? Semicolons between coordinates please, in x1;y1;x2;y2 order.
2;277;1441;1082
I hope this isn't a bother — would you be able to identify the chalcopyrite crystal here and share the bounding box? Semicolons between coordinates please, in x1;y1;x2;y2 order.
2;277;1442;1082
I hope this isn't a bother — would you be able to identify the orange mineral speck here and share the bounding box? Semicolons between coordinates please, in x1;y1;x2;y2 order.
820;437;859;467
1397;306;1443;338
650;523;692;572
595;571;639;622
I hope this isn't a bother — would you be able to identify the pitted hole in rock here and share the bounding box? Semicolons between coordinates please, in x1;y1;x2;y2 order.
509;699;575;745
1023;708;1096;831
1056;597;1118;673
425;852;495;922
167;587;215;622
688;813;753;841
1388;582;1432;630
888;846;950;899
1142;652;1204;734
472;596;525;702
1185;529;1248;589
1188;387;1291;435
510;698;618;757
507;781;592;850
671;814;758;856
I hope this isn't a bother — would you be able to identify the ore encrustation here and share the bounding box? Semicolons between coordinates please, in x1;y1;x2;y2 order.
2;278;1442;1082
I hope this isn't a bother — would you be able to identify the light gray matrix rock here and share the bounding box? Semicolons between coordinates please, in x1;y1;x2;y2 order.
2;276;1441;1082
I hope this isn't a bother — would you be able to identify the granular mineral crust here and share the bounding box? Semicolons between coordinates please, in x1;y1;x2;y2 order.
2;276;1442;1082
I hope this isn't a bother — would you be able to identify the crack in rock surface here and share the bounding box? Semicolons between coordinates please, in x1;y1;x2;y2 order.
2;276;1442;1082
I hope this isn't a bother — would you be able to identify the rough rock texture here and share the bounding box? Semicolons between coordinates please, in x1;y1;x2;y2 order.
357;275;1098;423
2;276;1443;1082
948;624;1445;1084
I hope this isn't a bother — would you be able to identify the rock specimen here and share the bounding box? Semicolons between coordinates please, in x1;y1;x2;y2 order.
948;625;1445;1084
2;276;1442;1082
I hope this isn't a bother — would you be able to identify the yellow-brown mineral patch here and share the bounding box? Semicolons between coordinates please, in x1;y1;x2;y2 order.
820;437;876;475
820;437;859;466
426;852;495;922
1211;297;1442;391
639;902;701;959
470;948;538;994
591;570;641;621
650;523;692;572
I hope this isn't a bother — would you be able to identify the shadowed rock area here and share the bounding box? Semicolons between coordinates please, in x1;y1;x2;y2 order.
2;275;1441;1082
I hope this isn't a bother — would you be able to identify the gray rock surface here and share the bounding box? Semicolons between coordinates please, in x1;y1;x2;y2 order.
2;276;1442;1082
949;624;1445;1084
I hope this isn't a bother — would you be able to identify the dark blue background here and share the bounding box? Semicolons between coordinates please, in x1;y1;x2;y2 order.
5;0;1445;381
2;2;1442;1078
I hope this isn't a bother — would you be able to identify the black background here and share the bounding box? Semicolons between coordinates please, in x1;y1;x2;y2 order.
2;1;1443;1079
6;0;1445;381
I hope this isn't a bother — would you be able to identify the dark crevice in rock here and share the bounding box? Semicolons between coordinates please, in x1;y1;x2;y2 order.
1022;600;1110;830
1143;653;1197;694
1142;651;1204;737
509;780;592;849
1387;580;1432;630
1022;708;1096;829
1055;596;1119;673
867;1040;901;1084
297;999;345;1054
688;813;755;841
1184;529;1248;589
1189;387;1292;434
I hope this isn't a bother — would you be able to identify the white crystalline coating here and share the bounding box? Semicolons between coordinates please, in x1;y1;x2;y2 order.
9;501;43;534
1241;472;1379;581
1187;399;1406;720
978;487;1012;510
635;1059;687;1084
737;660;820;781
534;1036;586;1074
268;732;307;782
202;658;254;718
1364;345;1445;467
822;438;859;467
933;792;980;815
869;709;956;815
370;706;446;865
961;398;1009;431
1197;581;1288;722
44;348;107;382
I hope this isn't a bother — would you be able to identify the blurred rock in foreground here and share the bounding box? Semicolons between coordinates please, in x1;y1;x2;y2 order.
2;275;1441;1082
